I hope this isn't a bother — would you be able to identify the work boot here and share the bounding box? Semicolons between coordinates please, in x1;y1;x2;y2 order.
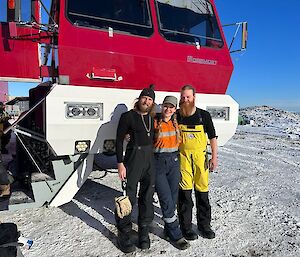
182;228;198;241
198;225;215;239
0;184;10;197
138;225;150;249
172;237;190;250
117;230;136;253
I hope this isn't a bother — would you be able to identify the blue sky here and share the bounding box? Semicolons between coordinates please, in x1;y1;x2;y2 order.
218;0;300;112
5;0;300;112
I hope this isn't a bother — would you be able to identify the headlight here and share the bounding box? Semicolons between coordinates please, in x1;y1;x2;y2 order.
66;103;103;119
74;140;91;153
71;107;81;116
103;139;116;156
206;107;230;121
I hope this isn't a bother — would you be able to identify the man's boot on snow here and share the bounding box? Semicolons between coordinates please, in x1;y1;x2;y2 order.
198;225;215;239
117;229;136;253
138;225;150;249
0;184;10;198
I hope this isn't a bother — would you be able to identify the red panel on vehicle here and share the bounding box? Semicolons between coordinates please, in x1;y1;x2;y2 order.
0;23;40;82
58;0;233;94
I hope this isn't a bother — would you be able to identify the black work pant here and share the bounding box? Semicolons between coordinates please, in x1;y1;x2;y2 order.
115;145;155;232
178;189;211;231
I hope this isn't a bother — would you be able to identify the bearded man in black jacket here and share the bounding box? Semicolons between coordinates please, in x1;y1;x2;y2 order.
115;85;156;253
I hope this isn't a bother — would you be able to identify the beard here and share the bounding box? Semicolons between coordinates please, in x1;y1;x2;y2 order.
137;101;152;113
179;99;195;117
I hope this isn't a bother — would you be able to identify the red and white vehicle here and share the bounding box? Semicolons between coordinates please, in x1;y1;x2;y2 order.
0;0;247;211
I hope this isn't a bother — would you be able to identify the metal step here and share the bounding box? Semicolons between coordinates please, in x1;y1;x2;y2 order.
6;156;85;211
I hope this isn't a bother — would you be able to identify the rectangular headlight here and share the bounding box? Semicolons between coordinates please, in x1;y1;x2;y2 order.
206;106;230;121
66;102;103;120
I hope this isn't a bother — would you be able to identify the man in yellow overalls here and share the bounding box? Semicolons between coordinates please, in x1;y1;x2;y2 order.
177;85;218;240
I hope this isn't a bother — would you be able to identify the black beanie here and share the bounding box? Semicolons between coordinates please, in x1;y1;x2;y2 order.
139;84;155;101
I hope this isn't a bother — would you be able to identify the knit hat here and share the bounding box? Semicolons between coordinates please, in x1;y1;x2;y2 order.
163;96;177;107
139;84;155;101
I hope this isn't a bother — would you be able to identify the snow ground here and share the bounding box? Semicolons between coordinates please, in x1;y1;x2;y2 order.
1;126;300;257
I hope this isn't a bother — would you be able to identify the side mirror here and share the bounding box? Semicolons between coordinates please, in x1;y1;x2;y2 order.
7;0;33;23
223;21;248;53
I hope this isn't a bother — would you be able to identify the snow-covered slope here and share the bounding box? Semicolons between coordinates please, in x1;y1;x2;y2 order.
1;107;299;257
239;106;300;138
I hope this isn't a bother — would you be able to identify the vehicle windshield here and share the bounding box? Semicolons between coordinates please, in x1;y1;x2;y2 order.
67;0;153;37
155;0;224;48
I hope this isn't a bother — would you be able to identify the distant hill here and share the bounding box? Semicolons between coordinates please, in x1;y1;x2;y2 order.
239;106;300;138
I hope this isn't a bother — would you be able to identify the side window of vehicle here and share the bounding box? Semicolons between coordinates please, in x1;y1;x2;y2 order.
155;0;223;48
67;0;153;37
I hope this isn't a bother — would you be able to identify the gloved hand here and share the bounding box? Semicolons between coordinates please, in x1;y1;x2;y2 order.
115;195;132;219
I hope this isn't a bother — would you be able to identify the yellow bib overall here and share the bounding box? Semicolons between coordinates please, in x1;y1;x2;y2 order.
179;124;209;192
